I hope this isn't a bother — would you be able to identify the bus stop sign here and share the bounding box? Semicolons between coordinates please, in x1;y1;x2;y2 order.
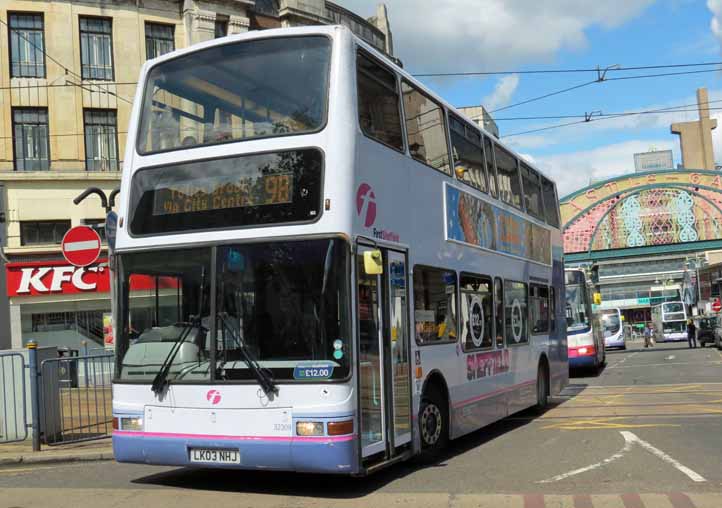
61;226;101;267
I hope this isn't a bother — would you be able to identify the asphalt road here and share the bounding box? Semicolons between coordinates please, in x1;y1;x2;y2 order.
2;341;722;508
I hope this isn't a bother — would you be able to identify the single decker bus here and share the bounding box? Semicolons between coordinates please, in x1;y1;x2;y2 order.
111;25;568;475
600;308;625;350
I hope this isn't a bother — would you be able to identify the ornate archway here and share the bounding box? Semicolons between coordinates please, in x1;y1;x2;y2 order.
560;170;722;255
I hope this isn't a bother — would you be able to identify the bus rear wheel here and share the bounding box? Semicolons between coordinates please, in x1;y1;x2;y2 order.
419;386;448;454
535;363;549;413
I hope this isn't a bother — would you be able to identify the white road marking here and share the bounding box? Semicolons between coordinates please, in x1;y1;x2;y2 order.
620;431;706;482
537;437;633;483
606;352;639;369
538;431;706;483
666;355;676;360
63;239;99;252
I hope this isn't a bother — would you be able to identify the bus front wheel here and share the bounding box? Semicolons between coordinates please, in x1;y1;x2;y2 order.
419;385;448;453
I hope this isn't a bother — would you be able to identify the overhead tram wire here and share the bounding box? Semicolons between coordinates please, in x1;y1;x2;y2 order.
412;61;722;77
0;18;134;105
475;66;722;116
501;101;722;138
492;99;722;121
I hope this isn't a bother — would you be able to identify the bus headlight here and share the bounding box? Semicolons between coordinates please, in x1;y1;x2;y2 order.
296;421;324;436
120;417;144;431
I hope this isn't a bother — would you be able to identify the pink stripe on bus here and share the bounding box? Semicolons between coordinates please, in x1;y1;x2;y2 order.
113;430;354;443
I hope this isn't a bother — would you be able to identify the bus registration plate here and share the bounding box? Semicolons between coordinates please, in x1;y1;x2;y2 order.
189;448;240;465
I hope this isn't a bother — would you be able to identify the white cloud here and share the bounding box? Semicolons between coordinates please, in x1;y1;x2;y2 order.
483;74;520;111
709;0;722;44
338;0;655;72
534;139;676;197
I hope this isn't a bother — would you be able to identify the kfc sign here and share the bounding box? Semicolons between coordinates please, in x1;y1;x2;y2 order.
6;260;110;297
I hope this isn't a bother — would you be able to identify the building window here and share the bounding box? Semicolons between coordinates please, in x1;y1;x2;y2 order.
20;220;71;245
12;108;49;171
145;23;175;60
413;266;457;344
80;17;114;80
9;13;45;78
84;109;119;171
81;218;106;242
357;51;403;151
214;18;228;38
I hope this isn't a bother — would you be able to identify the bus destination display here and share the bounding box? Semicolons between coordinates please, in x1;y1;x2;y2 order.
152;173;294;215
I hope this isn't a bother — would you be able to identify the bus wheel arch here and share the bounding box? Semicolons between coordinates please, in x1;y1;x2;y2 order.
419;370;450;452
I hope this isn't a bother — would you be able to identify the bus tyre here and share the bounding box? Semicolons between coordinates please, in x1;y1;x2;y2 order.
419;386;448;455
535;364;549;413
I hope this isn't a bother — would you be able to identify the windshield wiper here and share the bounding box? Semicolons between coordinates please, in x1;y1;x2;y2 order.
151;268;206;396
216;312;278;397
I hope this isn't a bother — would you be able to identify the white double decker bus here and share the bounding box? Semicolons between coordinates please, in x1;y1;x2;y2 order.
111;26;567;475
651;301;688;341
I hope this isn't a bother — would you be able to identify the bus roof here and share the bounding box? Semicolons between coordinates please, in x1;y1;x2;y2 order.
138;24;559;188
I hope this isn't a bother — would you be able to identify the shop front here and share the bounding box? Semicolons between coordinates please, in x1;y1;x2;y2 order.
5;260;112;350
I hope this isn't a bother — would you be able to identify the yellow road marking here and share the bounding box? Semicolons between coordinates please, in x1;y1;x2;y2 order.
542;417;681;430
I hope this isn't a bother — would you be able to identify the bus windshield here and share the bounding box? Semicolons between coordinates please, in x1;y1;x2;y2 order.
600;310;621;337
137;35;331;154
565;284;590;333
116;239;350;383
663;302;685;321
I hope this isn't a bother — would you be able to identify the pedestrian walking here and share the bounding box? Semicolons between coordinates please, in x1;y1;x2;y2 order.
644;324;654;348
687;318;698;348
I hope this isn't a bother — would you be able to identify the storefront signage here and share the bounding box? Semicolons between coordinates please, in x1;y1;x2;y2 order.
445;183;552;265
6;260;110;297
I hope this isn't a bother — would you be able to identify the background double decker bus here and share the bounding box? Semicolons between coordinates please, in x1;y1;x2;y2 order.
651;301;688;341
112;25;567;475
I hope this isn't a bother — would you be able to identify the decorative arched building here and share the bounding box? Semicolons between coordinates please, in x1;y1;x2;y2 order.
561;170;722;325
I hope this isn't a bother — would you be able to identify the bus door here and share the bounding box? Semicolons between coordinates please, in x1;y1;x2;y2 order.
356;245;412;464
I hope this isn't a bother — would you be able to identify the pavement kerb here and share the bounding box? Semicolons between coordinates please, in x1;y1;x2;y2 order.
0;448;114;467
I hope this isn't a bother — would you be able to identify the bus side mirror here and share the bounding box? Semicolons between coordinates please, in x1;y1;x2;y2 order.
363;250;383;275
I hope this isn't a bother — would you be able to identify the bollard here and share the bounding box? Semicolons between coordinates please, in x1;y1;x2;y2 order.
27;340;41;452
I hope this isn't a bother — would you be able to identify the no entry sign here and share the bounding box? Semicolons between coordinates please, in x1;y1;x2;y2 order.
61;226;101;267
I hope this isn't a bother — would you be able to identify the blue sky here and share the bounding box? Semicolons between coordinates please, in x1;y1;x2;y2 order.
339;0;722;196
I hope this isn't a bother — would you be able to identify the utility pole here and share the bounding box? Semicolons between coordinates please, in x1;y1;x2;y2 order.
73;187;120;350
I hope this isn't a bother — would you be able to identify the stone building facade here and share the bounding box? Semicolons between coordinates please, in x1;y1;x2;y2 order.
0;0;393;349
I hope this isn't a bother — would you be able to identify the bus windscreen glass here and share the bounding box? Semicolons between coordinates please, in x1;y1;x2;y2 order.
129;149;322;234
565;284;590;333
136;36;331;154
600;310;621;337
116;239;350;382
